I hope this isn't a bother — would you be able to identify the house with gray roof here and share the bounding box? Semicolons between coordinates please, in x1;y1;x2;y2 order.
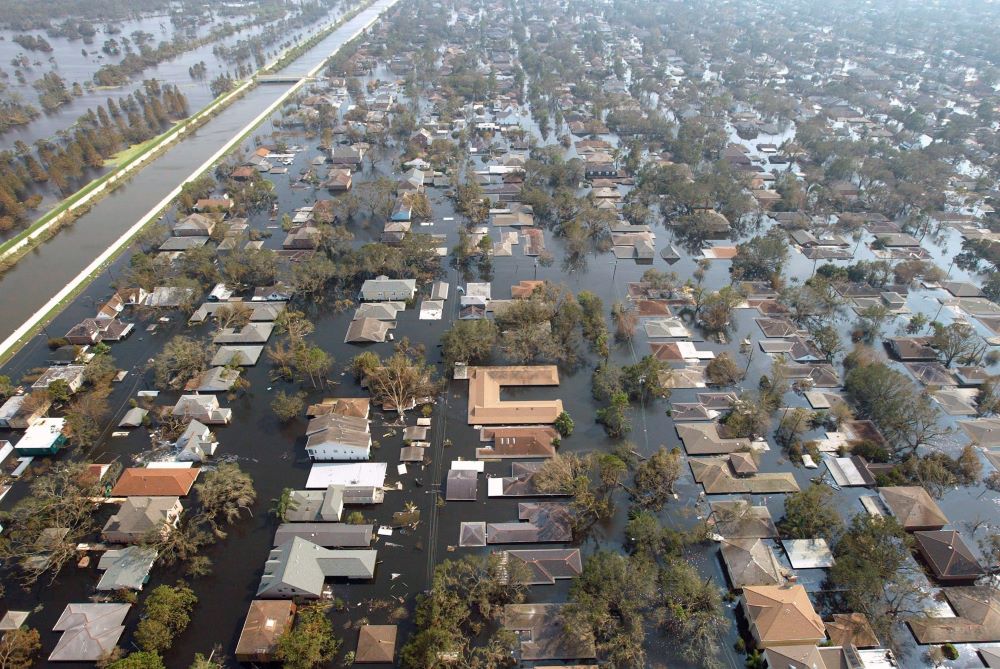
285;485;345;522
213;322;274;345
175;420;218;462
96;546;158;591
49;603;130;662
171;395;232;424
358;276;417;301
102;496;182;544
256;537;377;598
304;414;371;461
211;346;263;366
273;523;373;548
184;367;241;393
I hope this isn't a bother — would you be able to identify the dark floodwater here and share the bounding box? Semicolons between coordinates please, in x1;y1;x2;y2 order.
0;13;998;669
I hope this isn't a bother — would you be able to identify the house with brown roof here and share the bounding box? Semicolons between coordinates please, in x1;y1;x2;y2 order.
235;601;295;663
909;587;1000;644
465;366;563;425
110;468;199;497
355;625;397;663
690;457;799;494
676;422;751;455
915;530;985;582
742;584;826;647
502;548;582;585
476;427;558;459
878;486;948;530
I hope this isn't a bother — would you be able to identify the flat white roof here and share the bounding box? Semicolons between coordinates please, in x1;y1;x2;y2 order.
15;418;65;451
306;462;387;489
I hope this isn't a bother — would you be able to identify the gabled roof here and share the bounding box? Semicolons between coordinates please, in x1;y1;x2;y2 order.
743;585;826;645
96;546;157;591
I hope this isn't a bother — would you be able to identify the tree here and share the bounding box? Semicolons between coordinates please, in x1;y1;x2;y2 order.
809;323;843;361
830;514;922;640
193;463;256;536
276;603;341;669
0;463;109;584
106;652;166;669
271;390;305;423
364;343;440;417
563;551;655;667
621;355;671;402
705;352;743;386
632;447;683;510
597;391;631;438
64;391;109;448
134;583;198;654
46;378;72;403
722;393;772;439
554;411;574;437
777;484;843;542
611;301;637;341
844;361;949;457
440;319;497;369
400;555;527;668
699;286;742;333
657;557;726;669
731;229;789;281
930;321;984;367
0;628;40;669
855;303;893;343
151;336;210;390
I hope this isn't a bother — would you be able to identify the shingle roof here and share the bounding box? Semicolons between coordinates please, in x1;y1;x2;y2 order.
110;469;198;497
743;585;826;644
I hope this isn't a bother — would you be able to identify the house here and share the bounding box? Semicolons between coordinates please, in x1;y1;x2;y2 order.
741;584;826;647
213;322;274;345
173;213;217;237
284;485;345;522
252;284;294;302
14;417;66;455
193;198;231;213
102;496;182;543
878;486;948;530
909;587;1000;644
282;224;321;250
676;422;750;455
763;645;852;669
211;346;264;367
915;530;985;582
0;394;51;429
465;366;564;425
887;337;938;361
709;501;778;539
330;145;364;169
720;538;786;589
49;603;130;662
446;469;478;500
256;537;377;598
175;420;218;462
31;365;86;394
111;468;199;497
690;457;800;494
96;546;158;591
184;367;241;393
502;548;583;585
358;275;417;301
487;503;573;543
305;462;387;495
344;317;393;343
504;604;596;661
171;395;232;424
476;426;559;459
235;601;296;663
304;413;372;460
273;523;373;548
324;168;353;191
356;625;397;664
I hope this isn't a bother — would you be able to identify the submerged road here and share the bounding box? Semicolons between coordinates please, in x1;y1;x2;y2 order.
0;0;398;357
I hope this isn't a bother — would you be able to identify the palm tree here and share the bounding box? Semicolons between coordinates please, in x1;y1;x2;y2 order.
270;487;297;522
